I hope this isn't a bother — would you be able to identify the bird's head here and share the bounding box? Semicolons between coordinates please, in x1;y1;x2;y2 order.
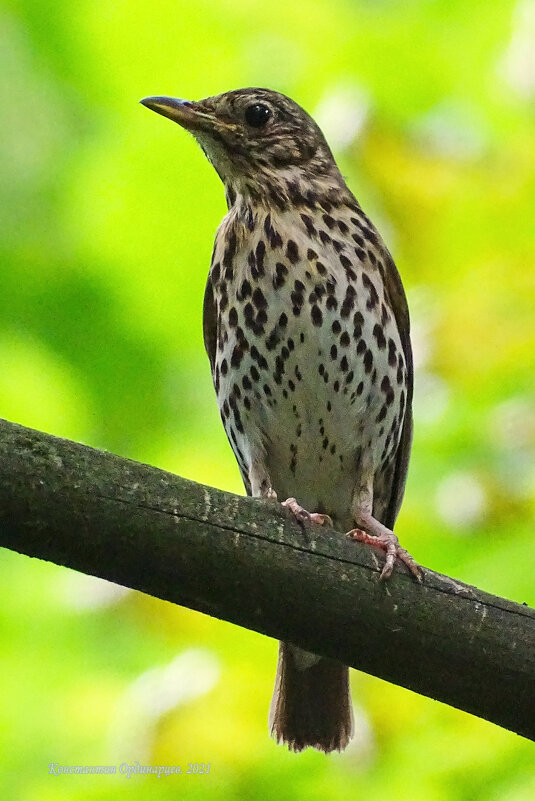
141;88;347;209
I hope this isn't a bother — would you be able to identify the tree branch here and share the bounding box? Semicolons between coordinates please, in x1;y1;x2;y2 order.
0;417;533;740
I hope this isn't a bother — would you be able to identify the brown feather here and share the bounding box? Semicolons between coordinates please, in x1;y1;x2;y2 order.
381;249;414;529
269;643;353;753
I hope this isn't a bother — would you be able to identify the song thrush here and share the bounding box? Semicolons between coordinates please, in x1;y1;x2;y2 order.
141;88;421;753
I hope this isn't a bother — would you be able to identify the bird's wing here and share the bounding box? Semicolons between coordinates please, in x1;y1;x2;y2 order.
202;275;217;372
203;274;252;496
382;250;414;529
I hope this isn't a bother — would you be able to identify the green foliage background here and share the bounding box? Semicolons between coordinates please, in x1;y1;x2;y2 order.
1;0;534;798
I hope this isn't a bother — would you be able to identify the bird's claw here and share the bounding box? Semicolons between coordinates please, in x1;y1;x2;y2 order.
348;528;422;582
282;497;333;527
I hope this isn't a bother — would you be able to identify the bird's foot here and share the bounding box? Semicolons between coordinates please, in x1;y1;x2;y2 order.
282;497;333;527
348;525;422;582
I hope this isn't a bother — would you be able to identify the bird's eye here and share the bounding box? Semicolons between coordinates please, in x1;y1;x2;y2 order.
244;103;271;128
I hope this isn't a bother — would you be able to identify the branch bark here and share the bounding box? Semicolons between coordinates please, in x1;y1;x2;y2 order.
0;417;533;740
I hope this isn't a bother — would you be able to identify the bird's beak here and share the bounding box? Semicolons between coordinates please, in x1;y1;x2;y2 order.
140;95;216;133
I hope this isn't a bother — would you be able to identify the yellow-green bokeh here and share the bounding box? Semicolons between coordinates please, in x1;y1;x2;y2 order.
0;0;534;798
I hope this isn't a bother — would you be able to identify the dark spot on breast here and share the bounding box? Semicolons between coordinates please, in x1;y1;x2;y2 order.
223;231;237;269
339;254;353;271
356;381;364;395
362;273;379;310
311;305;323;326
252;287;267;310
291;290;304;308
326;296;337;311
364;349;373;373
270;228;283;249
362;226;379;246
231;345;244;367
332;320;341;334
340;331;350;347
319;230;331;245
340;355;348;372
340;288;355;318
301;214;317;237
274;262;288;289
332;239;344;253
376;404;387;423
221;358;228;376
323;214;335;229
242;375;252;390
250;345;268;370
373;323;387;349
287;240;299;263
211;262;221;283
316;261;327;276
263;383;272;396
250;365;260;381
239;279;252;300
228;307;238;327
330;344;337;360
265;331;279;350
388;338;397;366
255;240;266;275
307;248;318;260
352;232;364;248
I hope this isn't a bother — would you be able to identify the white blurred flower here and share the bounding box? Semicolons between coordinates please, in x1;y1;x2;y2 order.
411;100;487;160
60;572;131;610
314;83;370;151
108;649;220;759
435;472;487;531
498;0;535;99
413;371;450;424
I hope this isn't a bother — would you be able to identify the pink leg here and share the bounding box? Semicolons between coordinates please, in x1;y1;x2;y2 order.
348;511;422;581
282;497;333;527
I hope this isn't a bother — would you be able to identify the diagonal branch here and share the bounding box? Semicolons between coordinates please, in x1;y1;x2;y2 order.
0;417;533;740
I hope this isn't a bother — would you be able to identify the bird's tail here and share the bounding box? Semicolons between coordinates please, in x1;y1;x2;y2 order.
269;641;353;753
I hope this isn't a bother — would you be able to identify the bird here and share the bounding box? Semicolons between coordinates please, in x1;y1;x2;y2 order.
141;87;421;754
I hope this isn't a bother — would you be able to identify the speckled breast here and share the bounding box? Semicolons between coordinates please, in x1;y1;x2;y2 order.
209;205;408;527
